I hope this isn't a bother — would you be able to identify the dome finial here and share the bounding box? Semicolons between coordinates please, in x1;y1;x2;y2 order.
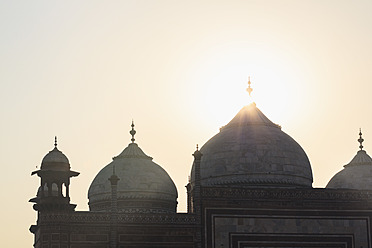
54;136;58;148
358;128;364;150
246;76;253;97
130;120;136;143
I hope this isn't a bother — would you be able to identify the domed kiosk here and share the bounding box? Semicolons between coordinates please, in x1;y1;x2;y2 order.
190;102;313;188
30;137;79;212
327;130;372;190
88;122;178;213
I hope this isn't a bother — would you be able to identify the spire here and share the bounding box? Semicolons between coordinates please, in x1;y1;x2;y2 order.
193;144;203;161
246;76;253;97
54;136;58;148
358;128;364;151
129;120;136;143
109;165;120;186
108;165;119;248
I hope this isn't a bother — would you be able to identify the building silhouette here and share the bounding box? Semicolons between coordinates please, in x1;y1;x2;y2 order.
30;80;372;248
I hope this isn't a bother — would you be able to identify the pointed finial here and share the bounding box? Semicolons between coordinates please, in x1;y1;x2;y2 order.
54;136;58;148
193;144;203;160
358;128;364;150
246;76;253;97
129;120;136;143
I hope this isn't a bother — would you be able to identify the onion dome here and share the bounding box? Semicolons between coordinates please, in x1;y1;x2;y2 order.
40;137;70;171
88;122;178;213
327;130;372;190
190;102;313;188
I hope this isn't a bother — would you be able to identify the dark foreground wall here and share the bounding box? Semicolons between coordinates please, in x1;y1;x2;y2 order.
202;187;372;248
31;212;196;248
31;187;372;248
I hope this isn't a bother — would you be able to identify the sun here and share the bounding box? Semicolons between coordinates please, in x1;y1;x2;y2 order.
182;42;312;133
195;76;253;130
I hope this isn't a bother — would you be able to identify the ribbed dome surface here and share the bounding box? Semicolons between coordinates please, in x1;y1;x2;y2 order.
41;147;70;171
88;143;178;213
327;149;372;190
190;103;313;187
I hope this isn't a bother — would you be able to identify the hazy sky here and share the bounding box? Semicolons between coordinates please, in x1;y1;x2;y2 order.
1;1;372;247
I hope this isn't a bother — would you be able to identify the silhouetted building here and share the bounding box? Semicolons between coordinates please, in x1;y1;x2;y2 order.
30;83;372;248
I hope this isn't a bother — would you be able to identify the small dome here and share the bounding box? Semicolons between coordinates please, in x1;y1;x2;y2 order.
327;132;372;190
41;144;70;172
190;103;313;188
88;125;178;213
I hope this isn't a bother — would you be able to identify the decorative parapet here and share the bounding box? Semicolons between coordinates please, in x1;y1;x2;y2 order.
118;213;196;224
38;212;111;223
202;187;372;202
38;212;196;225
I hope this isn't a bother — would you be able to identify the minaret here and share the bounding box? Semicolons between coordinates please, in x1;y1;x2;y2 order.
192;144;203;248
109;165;120;248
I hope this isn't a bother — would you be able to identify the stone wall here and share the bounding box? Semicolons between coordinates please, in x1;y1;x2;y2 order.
207;208;370;248
201;187;372;248
32;212;196;248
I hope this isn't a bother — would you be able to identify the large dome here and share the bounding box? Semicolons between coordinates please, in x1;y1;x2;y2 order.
190;103;313;188
327;132;372;190
88;128;178;213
